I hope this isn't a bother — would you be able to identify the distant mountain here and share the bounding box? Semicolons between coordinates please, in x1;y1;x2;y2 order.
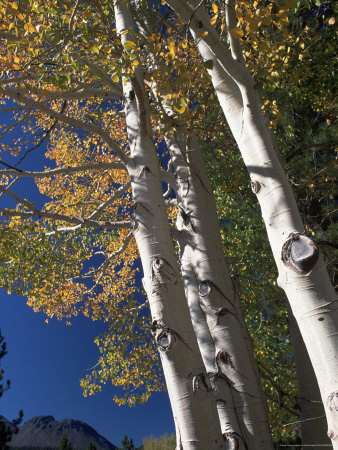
6;415;117;450
0;414;14;431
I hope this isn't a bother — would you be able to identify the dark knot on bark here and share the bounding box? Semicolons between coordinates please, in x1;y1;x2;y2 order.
192;373;211;392
199;280;212;296
281;233;319;274
151;321;176;352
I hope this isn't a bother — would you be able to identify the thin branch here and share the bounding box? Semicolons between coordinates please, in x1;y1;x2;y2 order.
88;181;131;220
69;0;81;31
259;364;298;417
286;141;338;163
0;161;126;179
0;106;32;113
0;75;36;85
0;112;31;141
27;85;123;101
0;184;130;229
0;184;34;210
5;87;130;166
0;208;130;230
0;159;23;173
16;101;67;166
0;176;19;200
80;59;123;94
283;415;326;427
85;230;134;293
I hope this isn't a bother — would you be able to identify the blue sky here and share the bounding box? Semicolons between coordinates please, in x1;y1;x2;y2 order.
0;290;175;447
0;103;174;448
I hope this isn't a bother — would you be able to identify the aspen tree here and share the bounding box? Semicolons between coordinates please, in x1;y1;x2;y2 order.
164;0;338;445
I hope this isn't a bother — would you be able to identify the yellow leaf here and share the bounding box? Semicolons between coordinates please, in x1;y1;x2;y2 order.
168;39;175;58
210;3;218;25
12;2;18;9
131;60;139;67
173;97;188;114
124;40;136;50
182;41;188;49
24;23;35;33
210;15;218;26
196;31;208;38
231;27;244;39
8;22;14;31
328;17;335;25
90;45;100;53
112;74;119;82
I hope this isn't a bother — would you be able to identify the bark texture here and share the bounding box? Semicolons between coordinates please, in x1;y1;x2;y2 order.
115;3;225;448
287;306;332;449
166;128;273;449
164;1;338;446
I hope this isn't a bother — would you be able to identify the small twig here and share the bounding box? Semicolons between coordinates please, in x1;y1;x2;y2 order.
283;415;326;427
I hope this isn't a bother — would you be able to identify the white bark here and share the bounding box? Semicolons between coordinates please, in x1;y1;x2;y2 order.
115;3;225;448
166;128;273;449
287;305;332;449
164;1;338;445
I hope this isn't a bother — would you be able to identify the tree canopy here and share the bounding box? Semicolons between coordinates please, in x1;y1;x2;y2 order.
0;0;336;444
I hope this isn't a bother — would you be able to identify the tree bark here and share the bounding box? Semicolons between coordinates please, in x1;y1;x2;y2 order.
166;128;273;449
114;3;225;448
287;305;332;449
164;1;338;446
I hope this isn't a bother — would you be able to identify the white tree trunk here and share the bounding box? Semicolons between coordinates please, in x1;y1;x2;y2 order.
164;1;338;446
166;128;273;449
287;305;332;449
114;3;225;448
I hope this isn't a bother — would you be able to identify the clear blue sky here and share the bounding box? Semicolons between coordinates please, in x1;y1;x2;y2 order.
0;290;175;447
0;104;175;448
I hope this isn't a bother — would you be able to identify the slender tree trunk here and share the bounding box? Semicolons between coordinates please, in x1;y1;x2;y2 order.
287;305;332;449
166;128;273;449
114;3;225;448
164;2;338;445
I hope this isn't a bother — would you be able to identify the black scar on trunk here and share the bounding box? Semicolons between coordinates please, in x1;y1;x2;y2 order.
282;233;319;274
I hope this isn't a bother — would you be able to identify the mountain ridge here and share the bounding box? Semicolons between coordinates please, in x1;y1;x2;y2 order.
1;415;117;450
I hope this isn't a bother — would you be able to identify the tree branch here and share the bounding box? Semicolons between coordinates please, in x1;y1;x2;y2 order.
4;88;131;166
0;161;126;179
88;181;131;220
26;84;123;102
16;101;67;166
0;207;130;230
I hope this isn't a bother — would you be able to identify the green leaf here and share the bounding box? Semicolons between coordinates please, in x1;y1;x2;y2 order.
203;60;214;70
